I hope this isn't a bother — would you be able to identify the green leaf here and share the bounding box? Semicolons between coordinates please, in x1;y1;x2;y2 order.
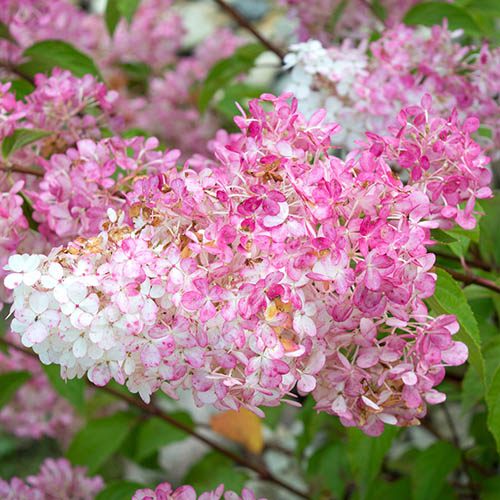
7;79;35;99
447;222;480;244
105;0;121;36
431;229;458;244
308;442;349;498
262;405;284;429
371;0;388;22
215;83;265;120
465;0;500;15
462;364;484;413
327;0;349;32
118;0;141;24
67;412;137;473
19;40;102;80
479;192;500;267
119;61;151;83
403;2;481;34
19;191;39;232
477;125;493;140
411;442;460;500
184;452;248;493
2;128;51;158
106;0;142;36
95;481;145;500
198;43;266;113
0;371;31;409
296;396;328;457
365;478;411;500
481;476;500;500
0;21;16;43
426;268;484;381
486;365;500;453
347;426;398;498
42;364;86;413
135;413;193;460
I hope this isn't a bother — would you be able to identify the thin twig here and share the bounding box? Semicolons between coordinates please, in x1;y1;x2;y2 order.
0;337;308;499
0;164;44;177
433;250;492;273
442;267;500;295
0;60;35;85
212;0;285;60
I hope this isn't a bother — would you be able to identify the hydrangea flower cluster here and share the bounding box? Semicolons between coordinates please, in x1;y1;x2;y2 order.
7;92;482;434
0;458;103;499
133;482;264;500
30;136;180;243
0;0;101;67
0;0;243;158
103;0;183;72
283;24;500;152
0;72;120;303
0;333;78;441
282;0;419;43
135;28;243;158
0;69;118;169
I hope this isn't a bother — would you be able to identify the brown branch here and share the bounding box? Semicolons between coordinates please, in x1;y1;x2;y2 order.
212;0;285;60
0;337;308;499
0;60;35;85
442;267;500;295
433;250;493;273
0;164;44;177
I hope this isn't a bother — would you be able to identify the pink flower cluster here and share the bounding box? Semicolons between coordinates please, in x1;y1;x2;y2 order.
0;0;101;67
0;458;103;499
135;28;243;158
30;136;180;243
103;0;183;72
7;93;482;434
0;71;119;304
26;70;119;145
0;333;78;441
364;99;492;230
282;0;419;43
133;482;264;500
0;0;242;158
284;24;500;152
0;69;118;165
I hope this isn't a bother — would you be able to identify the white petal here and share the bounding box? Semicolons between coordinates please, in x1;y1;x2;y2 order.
25;322;49;345
41;275;57;289
11;318;28;333
23;270;41;287
15;308;36;323
25;255;42;272
66;281;88;304
29;291;49;315
7;254;26;272
87;343;104;360
53;285;69;303
49;262;64;280
361;396;381;411
73;337;87;358
41;309;60;329
80;294;99;314
61;301;76;316
262;202;289;228
4;273;22;290
379;413;398;425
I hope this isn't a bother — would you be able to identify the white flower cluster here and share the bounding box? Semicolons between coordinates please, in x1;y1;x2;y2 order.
282;39;369;148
